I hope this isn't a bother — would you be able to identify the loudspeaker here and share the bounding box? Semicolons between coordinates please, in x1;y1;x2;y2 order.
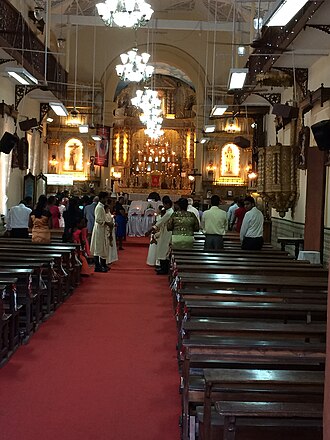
311;120;330;151
233;136;250;149
0;132;19;154
19;118;38;131
272;104;299;119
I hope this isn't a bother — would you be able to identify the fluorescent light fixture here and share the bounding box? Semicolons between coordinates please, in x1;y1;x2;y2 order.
204;125;216;133
210;105;228;117
228;68;248;90
79;124;89;133
266;0;309;27
91;134;102;141
49;102;68;117
200;137;210;144
237;46;246;56
5;67;38;85
46;117;53;123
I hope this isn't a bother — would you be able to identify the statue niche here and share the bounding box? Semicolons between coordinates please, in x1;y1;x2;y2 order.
221;143;240;177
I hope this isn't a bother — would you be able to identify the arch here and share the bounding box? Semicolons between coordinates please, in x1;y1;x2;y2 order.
101;43;207;115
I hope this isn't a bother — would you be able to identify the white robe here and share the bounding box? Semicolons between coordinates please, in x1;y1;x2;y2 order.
90;202;107;259
155;207;173;260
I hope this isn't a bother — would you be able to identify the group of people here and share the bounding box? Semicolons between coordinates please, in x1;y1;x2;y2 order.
147;194;264;275
5;192;128;274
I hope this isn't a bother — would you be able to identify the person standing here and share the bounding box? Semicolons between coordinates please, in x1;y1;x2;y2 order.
90;192;111;272
231;199;246;232
47;195;60;229
227;197;239;230
201;195;228;250
115;196;127;250
167;198;200;249
240;196;264;250
84;196;99;239
6;198;32;238
153;196;173;275
187;198;200;224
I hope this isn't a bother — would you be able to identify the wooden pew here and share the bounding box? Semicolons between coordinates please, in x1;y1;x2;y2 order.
0;269;37;341
0;279;18;364
213;400;322;440
200;368;324;440
176;273;328;291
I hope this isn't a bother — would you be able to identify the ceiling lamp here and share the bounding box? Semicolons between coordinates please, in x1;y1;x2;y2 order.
96;0;153;28
228;68;248;90
265;0;309;27
116;48;154;82
210;105;228;117
200;138;210;144
49;101;68;116
79;125;89;133
5;67;38;85
204;125;216;133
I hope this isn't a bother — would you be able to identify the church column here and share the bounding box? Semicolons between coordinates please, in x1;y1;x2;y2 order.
304;147;327;256
193;105;204;194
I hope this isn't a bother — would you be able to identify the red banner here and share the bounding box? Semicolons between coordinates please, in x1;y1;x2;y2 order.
151;175;160;187
95;126;110;167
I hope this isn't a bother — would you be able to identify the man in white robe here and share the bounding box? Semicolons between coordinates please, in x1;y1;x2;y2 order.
90;192;111;272
154;196;173;275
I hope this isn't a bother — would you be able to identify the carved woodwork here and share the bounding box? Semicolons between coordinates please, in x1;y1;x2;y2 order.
0;100;18;122
257;144;297;217
305;24;330;35
300;84;330;114
0;0;67;101
248;2;324;84
274;68;308;98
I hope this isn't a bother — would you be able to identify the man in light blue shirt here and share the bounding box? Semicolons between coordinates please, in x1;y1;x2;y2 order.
84;196;99;236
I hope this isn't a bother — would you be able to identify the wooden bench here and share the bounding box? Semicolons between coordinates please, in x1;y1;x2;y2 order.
212;400;322;440
201;368;324;440
277;237;304;259
176;273;328;291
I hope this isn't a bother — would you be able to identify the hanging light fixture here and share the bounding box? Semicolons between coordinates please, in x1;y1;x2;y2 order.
116;48;154;82
96;0;154;28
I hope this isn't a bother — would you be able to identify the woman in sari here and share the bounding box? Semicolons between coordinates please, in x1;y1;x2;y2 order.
29;195;52;243
167;198;199;250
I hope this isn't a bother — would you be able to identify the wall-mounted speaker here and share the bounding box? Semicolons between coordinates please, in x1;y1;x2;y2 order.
0;132;19;154
311;120;330;151
233;136;250;149
19;118;38;131
272;104;299;119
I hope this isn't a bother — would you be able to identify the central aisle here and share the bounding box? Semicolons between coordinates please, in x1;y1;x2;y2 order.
0;239;180;440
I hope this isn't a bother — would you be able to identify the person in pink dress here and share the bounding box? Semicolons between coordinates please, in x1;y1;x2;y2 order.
72;218;93;276
47;196;60;229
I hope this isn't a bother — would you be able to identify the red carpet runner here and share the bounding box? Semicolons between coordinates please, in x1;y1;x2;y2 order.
0;238;180;440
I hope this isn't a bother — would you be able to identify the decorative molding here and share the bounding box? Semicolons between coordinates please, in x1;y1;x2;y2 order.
305;24;330;35
0;100;18;122
0;0;67;101
39;103;50;124
254;93;281;106
300;83;330;114
15;85;40;110
0;58;13;65
248;1;324;84
274;67;308;98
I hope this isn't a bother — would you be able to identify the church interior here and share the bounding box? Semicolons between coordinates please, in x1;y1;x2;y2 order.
0;0;330;439
1;0;330;261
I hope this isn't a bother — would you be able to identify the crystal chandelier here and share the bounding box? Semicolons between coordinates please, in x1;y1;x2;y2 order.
132;89;164;138
96;0;154;28
116;49;154;82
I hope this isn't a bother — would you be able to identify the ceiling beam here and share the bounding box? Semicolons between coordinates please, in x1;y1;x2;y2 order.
50;14;251;32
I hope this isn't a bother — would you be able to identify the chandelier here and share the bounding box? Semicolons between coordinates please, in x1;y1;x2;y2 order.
116;49;154;82
96;0;154;28
132;89;164;138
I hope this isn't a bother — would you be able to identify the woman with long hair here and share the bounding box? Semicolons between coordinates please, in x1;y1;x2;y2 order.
29;195;52;243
